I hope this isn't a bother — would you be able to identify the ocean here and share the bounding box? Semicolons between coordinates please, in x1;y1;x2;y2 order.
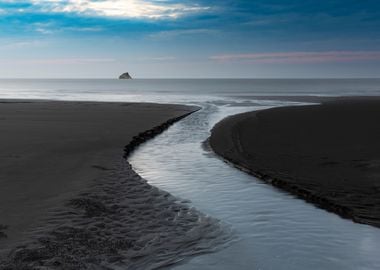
1;79;380;102
1;79;380;269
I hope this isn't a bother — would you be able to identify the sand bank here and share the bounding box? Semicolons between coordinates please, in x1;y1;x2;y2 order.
0;101;230;269
0;101;195;247
210;99;380;228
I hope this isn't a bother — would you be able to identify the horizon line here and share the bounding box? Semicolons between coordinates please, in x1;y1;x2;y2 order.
1;77;380;80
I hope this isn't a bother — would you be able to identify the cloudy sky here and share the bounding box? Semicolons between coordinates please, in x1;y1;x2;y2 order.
1;0;380;78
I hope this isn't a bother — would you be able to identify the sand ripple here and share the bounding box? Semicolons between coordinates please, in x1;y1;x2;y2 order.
1;161;230;269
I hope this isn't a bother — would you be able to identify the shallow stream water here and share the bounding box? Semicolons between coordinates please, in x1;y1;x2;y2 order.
129;100;380;270
2;79;380;269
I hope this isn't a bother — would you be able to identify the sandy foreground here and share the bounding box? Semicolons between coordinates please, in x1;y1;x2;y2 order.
0;101;226;269
210;99;380;228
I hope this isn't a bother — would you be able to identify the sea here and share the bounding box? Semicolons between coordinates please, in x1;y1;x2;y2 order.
1;78;380;269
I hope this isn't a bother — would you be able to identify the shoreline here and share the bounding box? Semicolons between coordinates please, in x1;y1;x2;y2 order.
0;101;227;268
0;100;198;248
0;100;229;269
123;110;199;158
210;98;380;228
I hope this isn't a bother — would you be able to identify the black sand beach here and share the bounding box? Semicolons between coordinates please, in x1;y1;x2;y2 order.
0;101;228;270
210;99;380;228
0;101;196;247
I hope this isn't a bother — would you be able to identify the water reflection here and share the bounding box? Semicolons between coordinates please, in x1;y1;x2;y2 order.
129;101;380;270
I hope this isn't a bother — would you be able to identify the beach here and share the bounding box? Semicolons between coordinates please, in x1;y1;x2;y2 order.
210;99;380;228
1;79;380;269
0;100;228;269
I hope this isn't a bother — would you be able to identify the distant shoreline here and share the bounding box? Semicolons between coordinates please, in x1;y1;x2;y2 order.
210;97;380;228
1;78;380;80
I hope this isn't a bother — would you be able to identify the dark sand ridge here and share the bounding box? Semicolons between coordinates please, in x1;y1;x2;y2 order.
0;101;230;269
0;101;197;250
210;99;380;228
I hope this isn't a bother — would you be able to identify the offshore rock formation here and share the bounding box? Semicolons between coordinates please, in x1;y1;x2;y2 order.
119;72;132;79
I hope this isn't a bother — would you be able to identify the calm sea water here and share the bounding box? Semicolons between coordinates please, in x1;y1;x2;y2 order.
1;79;380;269
0;79;380;102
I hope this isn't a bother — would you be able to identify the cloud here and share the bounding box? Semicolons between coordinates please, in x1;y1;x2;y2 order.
29;0;209;19
0;40;48;50
210;51;380;64
31;21;104;35
139;56;176;61
148;28;218;39
8;58;116;64
64;26;103;32
33;22;55;34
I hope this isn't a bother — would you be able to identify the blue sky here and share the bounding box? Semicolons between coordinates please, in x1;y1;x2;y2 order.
1;0;380;78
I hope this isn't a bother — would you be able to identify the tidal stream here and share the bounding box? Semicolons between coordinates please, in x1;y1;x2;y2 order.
129;100;380;270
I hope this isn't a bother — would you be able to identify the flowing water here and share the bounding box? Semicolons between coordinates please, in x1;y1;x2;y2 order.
129;101;380;270
1;79;380;269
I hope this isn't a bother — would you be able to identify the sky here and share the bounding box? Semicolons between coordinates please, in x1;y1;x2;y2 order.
0;0;380;78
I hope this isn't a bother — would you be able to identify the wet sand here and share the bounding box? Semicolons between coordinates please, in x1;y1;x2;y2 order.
0;101;229;269
210;99;380;228
0;100;197;250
